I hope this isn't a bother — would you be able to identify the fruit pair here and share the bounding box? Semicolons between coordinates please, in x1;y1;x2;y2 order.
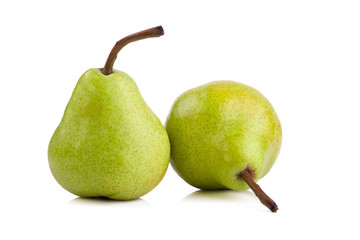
48;26;282;212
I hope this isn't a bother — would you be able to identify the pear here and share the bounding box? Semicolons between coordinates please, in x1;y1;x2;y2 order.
165;81;282;212
48;26;170;200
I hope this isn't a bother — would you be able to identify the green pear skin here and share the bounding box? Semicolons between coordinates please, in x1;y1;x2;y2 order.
48;69;170;200
166;81;281;191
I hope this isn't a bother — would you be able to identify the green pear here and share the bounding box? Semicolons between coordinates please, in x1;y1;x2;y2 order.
166;81;282;211
48;26;170;200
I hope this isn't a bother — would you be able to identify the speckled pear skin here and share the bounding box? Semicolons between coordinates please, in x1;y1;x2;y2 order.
165;81;281;191
48;68;170;200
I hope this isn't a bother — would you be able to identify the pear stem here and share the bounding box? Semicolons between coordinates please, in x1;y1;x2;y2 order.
237;167;278;212
102;26;164;75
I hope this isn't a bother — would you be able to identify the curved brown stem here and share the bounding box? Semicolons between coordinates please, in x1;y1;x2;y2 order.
102;26;164;75
237;167;278;212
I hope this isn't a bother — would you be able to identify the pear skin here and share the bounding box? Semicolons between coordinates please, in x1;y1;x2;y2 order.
49;69;170;200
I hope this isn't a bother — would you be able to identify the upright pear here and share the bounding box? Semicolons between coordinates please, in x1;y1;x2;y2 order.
166;81;282;212
48;26;170;200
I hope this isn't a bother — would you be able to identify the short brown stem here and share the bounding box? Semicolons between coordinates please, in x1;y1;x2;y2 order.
237;167;278;212
102;26;164;75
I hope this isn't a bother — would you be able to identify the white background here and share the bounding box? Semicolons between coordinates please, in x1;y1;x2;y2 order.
1;0;359;239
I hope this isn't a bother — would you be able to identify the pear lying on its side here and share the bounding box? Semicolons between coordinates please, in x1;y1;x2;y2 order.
48;26;170;200
166;81;282;211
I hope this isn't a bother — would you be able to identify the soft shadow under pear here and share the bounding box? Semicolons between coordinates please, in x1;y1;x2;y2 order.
68;196;151;207
182;189;256;203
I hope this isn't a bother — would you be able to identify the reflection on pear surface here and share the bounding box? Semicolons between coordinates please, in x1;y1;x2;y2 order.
182;189;255;203
68;196;151;207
